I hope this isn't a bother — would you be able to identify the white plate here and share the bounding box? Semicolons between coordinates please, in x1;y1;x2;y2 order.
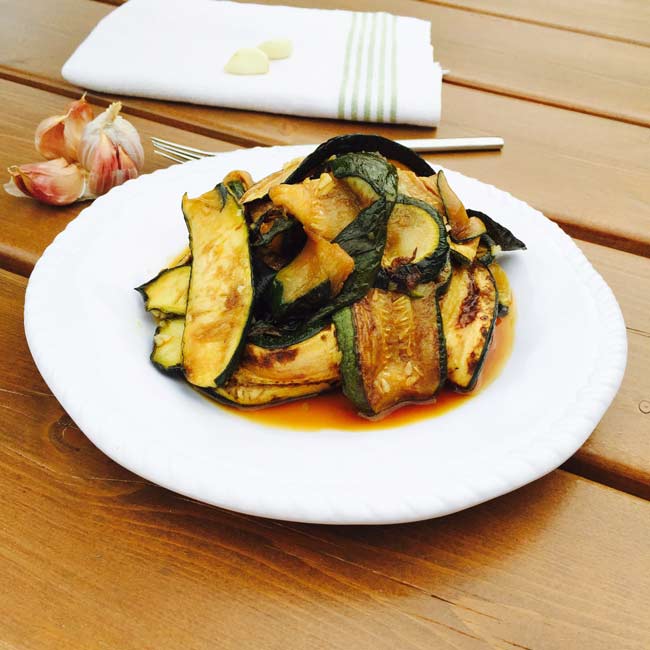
24;145;627;524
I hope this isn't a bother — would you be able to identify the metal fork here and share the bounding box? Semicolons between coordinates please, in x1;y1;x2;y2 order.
152;135;504;164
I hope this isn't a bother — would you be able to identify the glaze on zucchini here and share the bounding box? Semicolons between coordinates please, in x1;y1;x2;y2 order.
333;286;446;415
136;264;190;316
151;318;184;374
440;264;498;390
182;185;253;387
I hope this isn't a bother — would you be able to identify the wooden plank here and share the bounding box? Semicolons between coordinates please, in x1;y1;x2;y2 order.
0;79;236;277
1;269;650;649
1;0;649;128
420;0;650;47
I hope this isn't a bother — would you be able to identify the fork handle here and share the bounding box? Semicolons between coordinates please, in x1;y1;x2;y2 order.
396;137;504;153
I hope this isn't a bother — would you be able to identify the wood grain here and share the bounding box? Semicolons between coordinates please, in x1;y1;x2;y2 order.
2;0;649;127
1;269;650;649
0;79;236;277
420;0;650;47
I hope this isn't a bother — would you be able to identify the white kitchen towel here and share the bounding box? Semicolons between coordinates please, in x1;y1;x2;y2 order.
62;0;442;126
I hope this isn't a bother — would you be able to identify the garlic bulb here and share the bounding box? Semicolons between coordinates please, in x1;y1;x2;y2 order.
5;158;88;206
79;102;144;196
34;94;93;162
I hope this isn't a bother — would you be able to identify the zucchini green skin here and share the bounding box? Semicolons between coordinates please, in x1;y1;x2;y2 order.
150;317;184;374
476;234;498;266
182;183;253;387
249;153;397;348
267;278;331;321
331;307;372;414
135;264;191;316
467;209;526;251
377;195;449;290
284;134;435;184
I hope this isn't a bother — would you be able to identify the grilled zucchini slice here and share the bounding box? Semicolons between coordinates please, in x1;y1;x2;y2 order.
236;324;341;385
207;380;334;407
136;264;190;316
269;173;367;241
182;184;253;387
268;236;354;320
440;264;498;390
333;286;446;415
489;260;513;316
449;237;481;266
379;196;449;290
151;318;184;374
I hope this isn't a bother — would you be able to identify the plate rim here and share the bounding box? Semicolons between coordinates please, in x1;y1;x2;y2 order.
24;145;628;524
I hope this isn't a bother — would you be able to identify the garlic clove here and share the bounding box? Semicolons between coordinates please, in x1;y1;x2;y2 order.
79;102;145;196
5;158;88;206
224;48;270;75
258;38;292;60
34;94;94;162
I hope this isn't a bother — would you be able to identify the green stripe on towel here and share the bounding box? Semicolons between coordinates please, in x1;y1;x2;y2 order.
337;13;357;120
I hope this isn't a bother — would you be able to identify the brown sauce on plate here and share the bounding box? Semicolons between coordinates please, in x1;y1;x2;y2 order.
232;302;516;431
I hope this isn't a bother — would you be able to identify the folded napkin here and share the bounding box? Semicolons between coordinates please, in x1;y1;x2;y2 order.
62;0;442;127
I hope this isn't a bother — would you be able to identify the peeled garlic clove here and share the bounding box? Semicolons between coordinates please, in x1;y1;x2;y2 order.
5;158;87;206
79;102;144;196
34;94;94;162
258;38;292;60
224;48;269;75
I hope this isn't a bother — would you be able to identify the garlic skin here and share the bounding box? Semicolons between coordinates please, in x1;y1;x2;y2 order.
5;158;88;206
79;102;144;196
34;94;93;162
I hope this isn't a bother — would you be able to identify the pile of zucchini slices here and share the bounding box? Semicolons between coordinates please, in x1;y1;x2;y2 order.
137;135;525;417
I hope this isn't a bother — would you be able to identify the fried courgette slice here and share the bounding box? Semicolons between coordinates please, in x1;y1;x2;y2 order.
206;381;335;407
440;264;498;390
236;324;341;385
379;196;449;290
488;261;512;316
182;184;253;387
150;318;185;374
268;235;354;320
136;264;190;316
333;286;446;415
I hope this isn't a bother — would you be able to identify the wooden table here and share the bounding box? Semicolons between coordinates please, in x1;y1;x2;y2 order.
1;1;649;648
